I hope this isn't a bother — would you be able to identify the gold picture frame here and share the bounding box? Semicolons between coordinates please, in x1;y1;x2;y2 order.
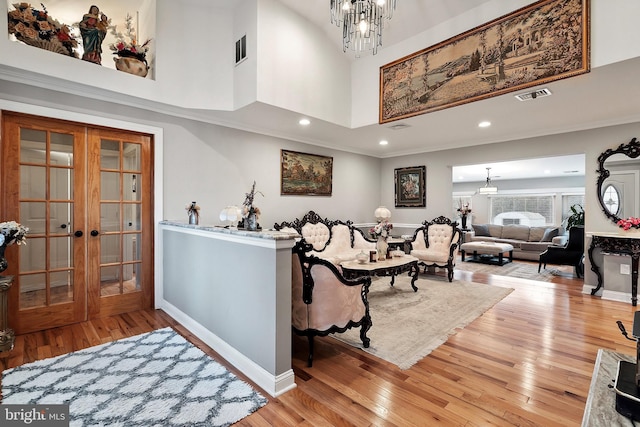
395;166;426;208
281;149;333;196
380;0;590;123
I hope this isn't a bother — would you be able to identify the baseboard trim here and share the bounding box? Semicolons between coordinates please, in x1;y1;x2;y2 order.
159;299;296;397
602;289;633;305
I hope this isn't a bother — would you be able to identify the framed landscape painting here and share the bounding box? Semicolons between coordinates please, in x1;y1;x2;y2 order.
380;0;589;123
395;166;426;208
281;150;333;196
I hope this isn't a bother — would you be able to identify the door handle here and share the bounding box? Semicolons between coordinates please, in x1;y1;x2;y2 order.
74;230;83;237
90;230;100;237
60;224;67;229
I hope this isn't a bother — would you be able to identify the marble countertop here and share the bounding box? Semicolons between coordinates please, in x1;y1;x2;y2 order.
160;220;300;241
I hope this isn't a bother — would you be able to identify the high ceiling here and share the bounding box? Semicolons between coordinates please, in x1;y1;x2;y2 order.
220;0;640;164
30;1;639;180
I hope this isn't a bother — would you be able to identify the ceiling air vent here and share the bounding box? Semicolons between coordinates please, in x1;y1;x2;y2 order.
514;88;552;101
388;123;411;130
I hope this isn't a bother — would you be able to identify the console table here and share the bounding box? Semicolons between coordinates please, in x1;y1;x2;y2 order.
588;233;640;306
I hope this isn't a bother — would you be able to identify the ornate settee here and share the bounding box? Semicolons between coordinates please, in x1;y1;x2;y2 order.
274;211;375;264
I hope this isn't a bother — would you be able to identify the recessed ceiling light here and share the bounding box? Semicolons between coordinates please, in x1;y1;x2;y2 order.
478;121;491;128
379;140;389;146
298;118;310;126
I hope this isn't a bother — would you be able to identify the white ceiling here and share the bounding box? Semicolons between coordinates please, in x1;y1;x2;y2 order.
32;0;637;181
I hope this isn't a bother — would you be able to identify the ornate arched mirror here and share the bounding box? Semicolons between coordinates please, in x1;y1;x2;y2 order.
596;137;640;225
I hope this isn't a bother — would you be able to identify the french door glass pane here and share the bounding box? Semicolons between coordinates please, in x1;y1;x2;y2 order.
123;143;141;171
123;234;140;262
123;263;141;293
124;204;141;230
20;202;46;234
101;171;120;201
50;168;73;200
20;165;46;199
100;139;120;169
50;202;73;234
20;129;46;163
124;174;140;201
19;273;46;309
101;203;121;232
100;234;121;263
50;271;73;304
50;132;73;157
49;236;72;269
100;265;121;296
20;237;46;272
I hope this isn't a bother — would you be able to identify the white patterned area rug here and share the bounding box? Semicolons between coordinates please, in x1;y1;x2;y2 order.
2;328;267;426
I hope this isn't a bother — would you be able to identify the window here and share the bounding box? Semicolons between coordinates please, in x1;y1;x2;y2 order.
562;194;585;225
235;35;247;64
490;195;554;225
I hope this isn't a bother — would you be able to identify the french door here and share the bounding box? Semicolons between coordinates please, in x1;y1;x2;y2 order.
1;112;153;334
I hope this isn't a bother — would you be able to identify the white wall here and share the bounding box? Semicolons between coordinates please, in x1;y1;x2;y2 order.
0;80;381;229
380;121;640;288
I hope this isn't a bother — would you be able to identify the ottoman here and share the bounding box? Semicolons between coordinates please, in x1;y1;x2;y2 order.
460;241;514;266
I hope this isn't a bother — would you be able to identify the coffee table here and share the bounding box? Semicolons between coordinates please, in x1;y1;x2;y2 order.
341;255;420;292
460;241;514;266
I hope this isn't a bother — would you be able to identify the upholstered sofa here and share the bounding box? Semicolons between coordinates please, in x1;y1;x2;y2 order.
274;211;375;265
463;223;567;261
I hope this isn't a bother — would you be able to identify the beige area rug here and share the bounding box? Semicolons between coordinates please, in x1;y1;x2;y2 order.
331;275;513;370
456;259;577;282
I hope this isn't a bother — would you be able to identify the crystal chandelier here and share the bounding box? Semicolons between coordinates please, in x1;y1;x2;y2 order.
330;0;397;57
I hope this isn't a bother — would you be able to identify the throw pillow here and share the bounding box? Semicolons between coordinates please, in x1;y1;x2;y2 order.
541;227;560;242
472;224;490;236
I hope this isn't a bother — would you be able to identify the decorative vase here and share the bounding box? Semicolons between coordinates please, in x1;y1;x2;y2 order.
246;208;258;231
187;202;199;225
376;237;388;261
114;56;149;77
461;214;468;230
356;250;368;264
0;245;6;274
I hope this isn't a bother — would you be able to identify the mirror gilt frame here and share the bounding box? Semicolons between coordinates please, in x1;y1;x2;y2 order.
596;137;640;225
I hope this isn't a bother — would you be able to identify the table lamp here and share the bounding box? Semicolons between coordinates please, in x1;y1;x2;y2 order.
374;206;391;222
219;206;241;229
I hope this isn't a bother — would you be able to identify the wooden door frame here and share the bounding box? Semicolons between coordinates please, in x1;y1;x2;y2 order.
0;109;158;333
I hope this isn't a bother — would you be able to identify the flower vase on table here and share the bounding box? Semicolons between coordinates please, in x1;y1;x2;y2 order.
461;214;468;230
241;181;263;231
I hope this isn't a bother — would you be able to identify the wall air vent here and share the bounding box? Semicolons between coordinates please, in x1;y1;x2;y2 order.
388;123;411;130
235;35;247;65
514;88;552;101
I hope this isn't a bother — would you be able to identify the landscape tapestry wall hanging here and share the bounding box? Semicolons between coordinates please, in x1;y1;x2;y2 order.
395;166;426;208
281;150;333;196
379;0;589;123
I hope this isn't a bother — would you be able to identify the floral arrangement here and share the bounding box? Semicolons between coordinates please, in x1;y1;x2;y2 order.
617;217;640;231
108;13;151;63
457;199;472;216
8;2;78;57
242;181;263;219
0;221;29;247
370;220;393;239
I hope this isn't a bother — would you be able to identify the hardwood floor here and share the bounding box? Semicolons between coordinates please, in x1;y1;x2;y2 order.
1;260;636;426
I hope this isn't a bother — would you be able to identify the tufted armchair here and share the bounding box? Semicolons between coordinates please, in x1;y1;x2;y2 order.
409;216;461;282
291;239;372;367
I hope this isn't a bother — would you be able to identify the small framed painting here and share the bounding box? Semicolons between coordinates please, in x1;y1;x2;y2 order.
395;166;426;207
281;149;333;196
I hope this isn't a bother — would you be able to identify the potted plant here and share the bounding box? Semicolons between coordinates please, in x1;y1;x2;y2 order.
564;204;585;229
